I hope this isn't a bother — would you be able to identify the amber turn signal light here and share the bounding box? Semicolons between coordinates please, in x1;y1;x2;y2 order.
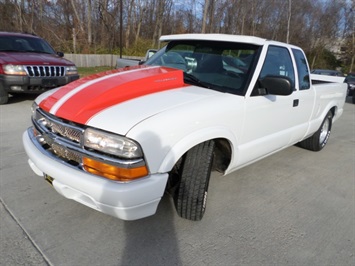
82;157;148;182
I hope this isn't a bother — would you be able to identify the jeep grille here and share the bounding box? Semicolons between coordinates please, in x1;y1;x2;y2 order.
25;66;66;77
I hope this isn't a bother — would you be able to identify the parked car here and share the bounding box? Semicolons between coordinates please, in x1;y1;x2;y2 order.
0;32;79;104
344;72;355;97
311;69;345;77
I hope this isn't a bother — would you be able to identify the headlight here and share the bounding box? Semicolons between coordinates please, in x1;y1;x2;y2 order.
83;128;142;158
3;64;27;75
66;66;78;75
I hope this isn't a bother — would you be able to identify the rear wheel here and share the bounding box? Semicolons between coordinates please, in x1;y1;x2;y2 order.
298;111;333;151
352;92;355;104
173;140;215;221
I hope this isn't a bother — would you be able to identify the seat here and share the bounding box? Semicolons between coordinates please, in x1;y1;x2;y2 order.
195;54;224;74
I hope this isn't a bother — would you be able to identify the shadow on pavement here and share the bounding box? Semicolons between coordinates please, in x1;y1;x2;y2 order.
120;194;181;265
6;94;38;104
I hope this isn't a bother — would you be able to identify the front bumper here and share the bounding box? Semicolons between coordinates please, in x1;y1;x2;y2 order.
22;130;168;220
1;74;79;93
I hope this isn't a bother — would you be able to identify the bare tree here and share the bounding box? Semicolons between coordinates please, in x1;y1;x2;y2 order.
134;0;145;45
201;0;210;33
87;0;92;45
286;0;292;43
70;0;85;33
152;0;165;47
125;0;135;48
14;0;25;32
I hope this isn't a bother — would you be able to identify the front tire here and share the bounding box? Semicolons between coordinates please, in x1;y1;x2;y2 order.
298;111;333;151
173;140;215;221
0;84;9;105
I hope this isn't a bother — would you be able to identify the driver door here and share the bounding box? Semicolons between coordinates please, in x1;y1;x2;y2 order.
237;45;300;166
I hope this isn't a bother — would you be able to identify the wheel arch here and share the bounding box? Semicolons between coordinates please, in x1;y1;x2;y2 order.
321;98;342;123
329;106;336;119
157;127;236;174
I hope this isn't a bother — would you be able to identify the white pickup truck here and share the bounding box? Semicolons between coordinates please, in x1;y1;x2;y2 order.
23;34;347;221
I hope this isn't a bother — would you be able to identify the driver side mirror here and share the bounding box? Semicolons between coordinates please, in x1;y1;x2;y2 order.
56;51;64;58
258;75;293;96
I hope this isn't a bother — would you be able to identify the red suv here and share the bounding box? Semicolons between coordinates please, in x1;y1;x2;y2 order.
0;32;79;104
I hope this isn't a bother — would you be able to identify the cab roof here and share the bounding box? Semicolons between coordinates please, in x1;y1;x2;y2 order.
160;33;301;49
160;34;266;46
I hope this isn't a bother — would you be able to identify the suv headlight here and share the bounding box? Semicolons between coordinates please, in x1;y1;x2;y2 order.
3;64;27;75
66;66;78;75
83;128;143;158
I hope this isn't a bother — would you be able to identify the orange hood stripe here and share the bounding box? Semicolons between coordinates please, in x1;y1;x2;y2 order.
39;66;186;125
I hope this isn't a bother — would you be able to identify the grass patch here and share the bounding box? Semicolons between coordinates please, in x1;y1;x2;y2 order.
78;66;114;77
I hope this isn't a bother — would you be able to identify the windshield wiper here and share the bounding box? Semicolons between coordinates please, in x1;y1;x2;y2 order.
183;73;214;89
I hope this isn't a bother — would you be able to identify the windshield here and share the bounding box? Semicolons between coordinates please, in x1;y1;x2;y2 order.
0;35;56;54
145;40;261;95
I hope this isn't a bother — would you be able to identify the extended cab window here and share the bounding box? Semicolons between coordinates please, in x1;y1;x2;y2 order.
259;45;295;88
292;48;310;90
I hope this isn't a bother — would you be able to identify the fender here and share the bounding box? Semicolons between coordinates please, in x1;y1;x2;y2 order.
304;82;346;139
156;126;238;174
305;104;336;140
126;96;245;174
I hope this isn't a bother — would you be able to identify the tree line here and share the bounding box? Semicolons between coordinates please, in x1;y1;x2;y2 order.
0;0;354;72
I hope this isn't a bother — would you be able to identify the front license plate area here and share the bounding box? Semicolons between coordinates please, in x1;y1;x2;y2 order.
44;174;54;186
42;79;58;88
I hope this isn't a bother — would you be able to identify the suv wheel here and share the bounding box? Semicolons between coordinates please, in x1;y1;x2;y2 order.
0;84;9;104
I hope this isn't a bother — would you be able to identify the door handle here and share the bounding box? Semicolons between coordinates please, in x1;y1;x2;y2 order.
293;99;299;107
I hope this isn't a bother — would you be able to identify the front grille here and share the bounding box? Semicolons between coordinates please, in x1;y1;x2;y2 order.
35;109;83;143
51;142;82;163
25;66;66;77
33;109;84;165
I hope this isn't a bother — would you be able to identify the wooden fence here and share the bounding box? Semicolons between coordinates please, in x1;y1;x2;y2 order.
64;54;143;68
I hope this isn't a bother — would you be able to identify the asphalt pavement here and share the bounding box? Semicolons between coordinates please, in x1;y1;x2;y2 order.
1;95;354;266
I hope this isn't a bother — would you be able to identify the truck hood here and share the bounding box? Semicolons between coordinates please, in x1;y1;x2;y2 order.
38;65;219;134
0;52;74;65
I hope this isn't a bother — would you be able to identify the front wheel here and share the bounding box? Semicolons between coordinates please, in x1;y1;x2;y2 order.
173;140;215;221
0;84;9;105
298;111;333;151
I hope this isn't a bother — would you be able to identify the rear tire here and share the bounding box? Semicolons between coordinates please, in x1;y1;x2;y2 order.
298;111;333;151
173;140;215;221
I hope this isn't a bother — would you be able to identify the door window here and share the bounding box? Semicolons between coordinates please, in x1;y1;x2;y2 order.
259;45;295;89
